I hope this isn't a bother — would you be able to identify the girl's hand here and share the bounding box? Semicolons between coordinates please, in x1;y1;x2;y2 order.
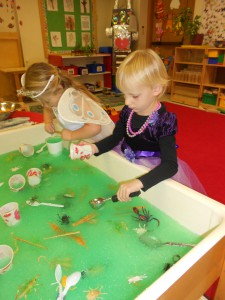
117;179;143;202
45;122;55;134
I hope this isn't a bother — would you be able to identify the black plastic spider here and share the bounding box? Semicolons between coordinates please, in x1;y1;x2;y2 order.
57;214;70;225
132;206;160;226
41;163;52;172
163;254;181;272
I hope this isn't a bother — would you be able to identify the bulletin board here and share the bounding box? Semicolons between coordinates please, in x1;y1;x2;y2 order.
38;0;97;57
152;0;195;43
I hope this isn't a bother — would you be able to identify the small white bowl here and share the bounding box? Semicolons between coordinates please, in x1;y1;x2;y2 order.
8;174;26;192
19;144;34;157
0;245;14;274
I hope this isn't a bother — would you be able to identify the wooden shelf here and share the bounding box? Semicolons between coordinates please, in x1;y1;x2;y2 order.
49;53;112;90
171;46;225;109
151;41;182;46
203;83;225;88
173;80;200;86
72;71;111;78
175;61;203;65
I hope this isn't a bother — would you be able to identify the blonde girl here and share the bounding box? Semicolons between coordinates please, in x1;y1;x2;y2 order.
18;62;114;142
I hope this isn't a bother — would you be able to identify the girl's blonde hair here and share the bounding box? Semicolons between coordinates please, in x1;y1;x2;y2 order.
116;49;169;98
24;62;99;103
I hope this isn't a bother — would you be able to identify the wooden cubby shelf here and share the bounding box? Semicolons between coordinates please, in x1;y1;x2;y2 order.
48;53;112;90
171;46;225;109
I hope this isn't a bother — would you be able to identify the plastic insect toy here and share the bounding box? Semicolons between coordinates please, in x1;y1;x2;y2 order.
28;195;39;204
41;163;52;172
163;254;181;272
84;287;107;299
15;274;40;299
132;206;160;226
128;274;147;284
57;214;71;225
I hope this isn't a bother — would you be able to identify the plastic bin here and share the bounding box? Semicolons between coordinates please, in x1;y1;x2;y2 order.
202;93;217;105
208;50;219;57
208;58;218;64
78;67;88;75
218;53;224;65
62;66;78;75
219;96;225;108
1;125;225;300
86;63;105;73
99;46;112;53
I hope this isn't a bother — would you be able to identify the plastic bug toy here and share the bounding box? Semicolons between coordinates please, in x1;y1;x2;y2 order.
57;214;71;225
163;254;181;272
15;274;40;299
132;207;160;227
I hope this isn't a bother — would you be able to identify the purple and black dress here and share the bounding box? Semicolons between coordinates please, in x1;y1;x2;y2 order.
95;103;206;194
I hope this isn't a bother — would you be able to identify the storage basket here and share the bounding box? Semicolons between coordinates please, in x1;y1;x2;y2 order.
208;58;218;64
62;66;78;75
86;63;105;73
219;96;225;108
208;50;219;57
202;93;217;105
78;67;88;75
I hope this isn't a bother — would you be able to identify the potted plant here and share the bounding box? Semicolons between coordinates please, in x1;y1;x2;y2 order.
173;8;203;44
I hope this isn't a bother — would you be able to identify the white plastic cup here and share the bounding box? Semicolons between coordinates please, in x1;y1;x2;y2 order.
46;136;63;156
70;143;92;160
19;144;34;157
8;174;25;192
0;202;20;226
0;245;14;274
26;168;42;187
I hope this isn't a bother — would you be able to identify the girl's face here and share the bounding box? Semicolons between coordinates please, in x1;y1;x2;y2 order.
122;82;161;116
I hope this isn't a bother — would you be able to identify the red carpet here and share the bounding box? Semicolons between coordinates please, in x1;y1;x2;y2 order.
164;102;225;204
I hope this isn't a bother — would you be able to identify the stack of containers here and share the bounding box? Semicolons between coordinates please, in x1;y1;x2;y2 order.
202;49;220;105
207;49;219;65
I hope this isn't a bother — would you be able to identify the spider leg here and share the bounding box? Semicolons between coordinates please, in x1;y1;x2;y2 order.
141;207;150;219
150;217;160;227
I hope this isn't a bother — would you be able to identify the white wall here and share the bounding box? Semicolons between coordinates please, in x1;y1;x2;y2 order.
16;0;46;66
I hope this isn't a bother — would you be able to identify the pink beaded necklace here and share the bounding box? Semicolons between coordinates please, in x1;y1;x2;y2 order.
126;102;161;138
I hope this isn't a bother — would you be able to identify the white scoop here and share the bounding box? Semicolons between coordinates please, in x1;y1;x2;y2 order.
62;271;81;298
26;200;64;208
36;143;47;153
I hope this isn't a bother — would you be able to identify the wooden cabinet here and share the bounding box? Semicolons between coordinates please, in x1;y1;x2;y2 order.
171;46;204;107
48;53;112;92
171;46;225;109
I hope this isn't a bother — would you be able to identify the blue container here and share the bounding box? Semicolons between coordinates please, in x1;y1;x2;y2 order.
86;63;105;73
208;58;218;64
99;46;112;53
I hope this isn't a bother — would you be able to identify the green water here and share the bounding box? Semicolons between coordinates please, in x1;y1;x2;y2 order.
46;136;62;143
0;145;201;300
